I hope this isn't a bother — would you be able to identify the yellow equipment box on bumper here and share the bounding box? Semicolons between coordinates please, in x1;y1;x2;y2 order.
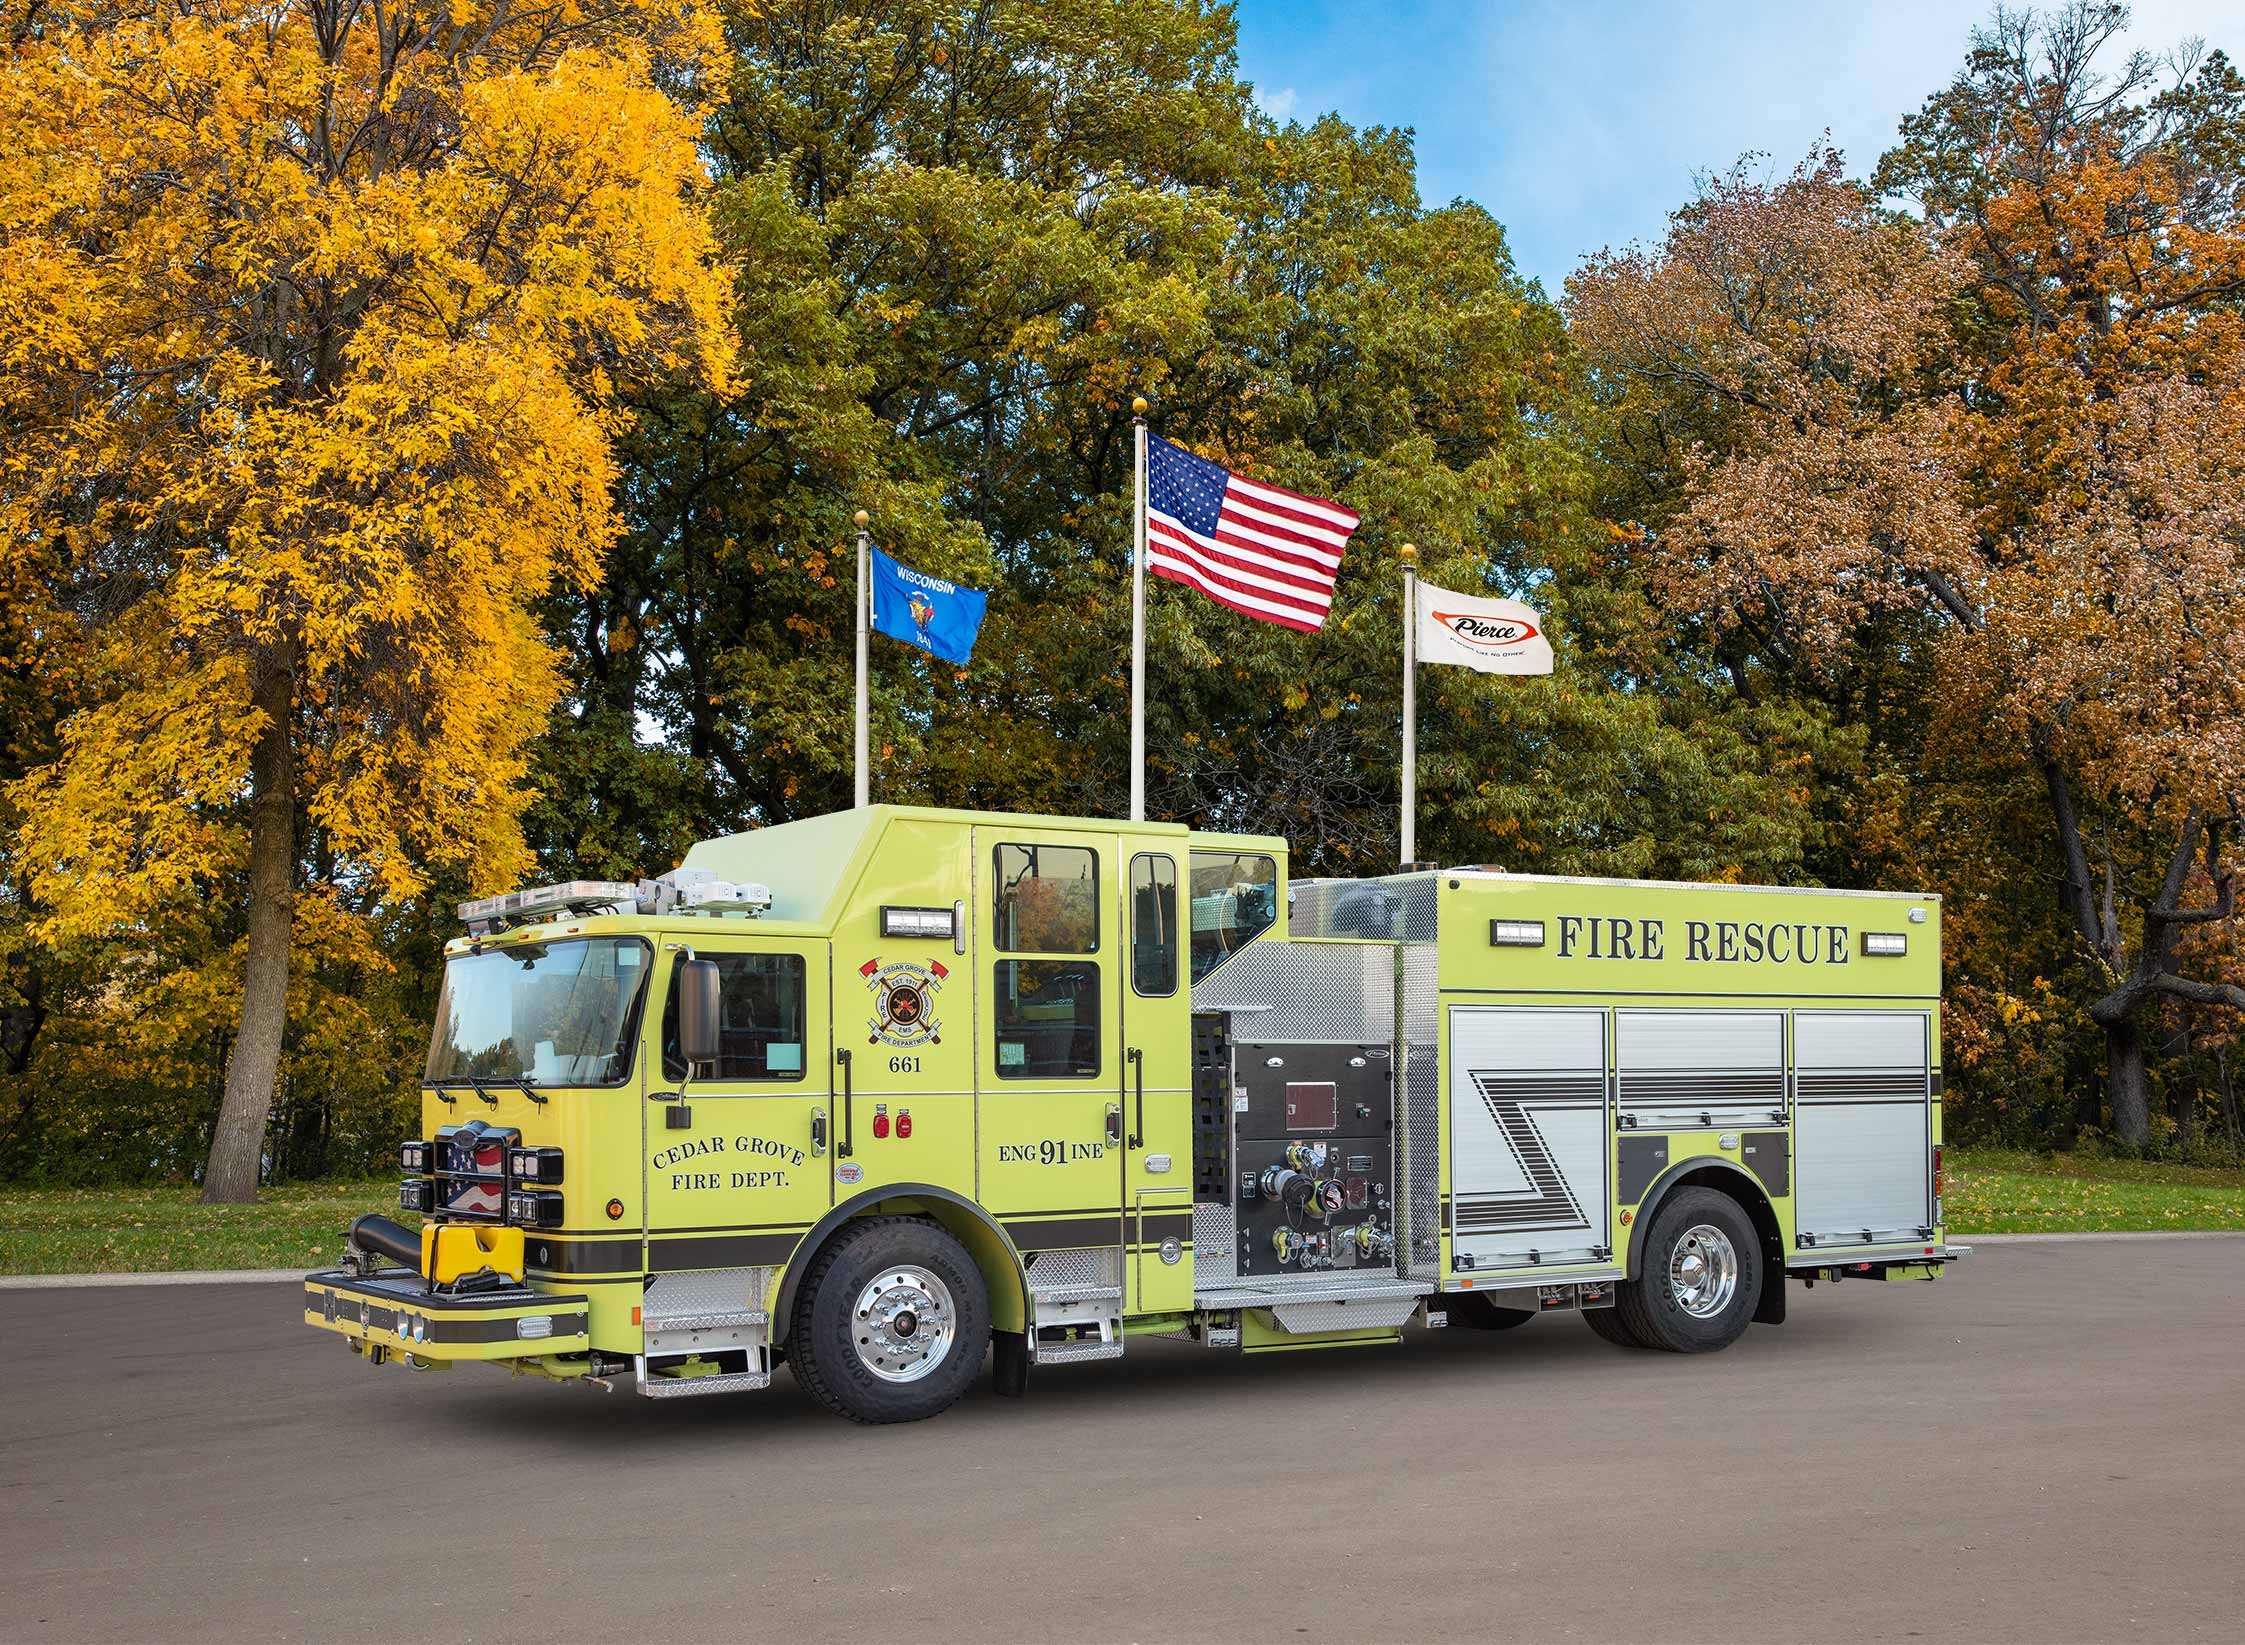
304;1270;590;1363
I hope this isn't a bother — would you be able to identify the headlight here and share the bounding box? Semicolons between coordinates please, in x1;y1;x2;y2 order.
507;1190;564;1228
400;1141;429;1173
399;1178;435;1213
507;1146;564;1184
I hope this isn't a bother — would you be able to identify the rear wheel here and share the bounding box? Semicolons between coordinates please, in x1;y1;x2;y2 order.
790;1217;990;1423
1581;1300;1648;1348
1614;1187;1760;1353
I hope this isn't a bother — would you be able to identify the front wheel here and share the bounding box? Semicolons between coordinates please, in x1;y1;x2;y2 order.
1612;1187;1760;1353
790;1217;990;1423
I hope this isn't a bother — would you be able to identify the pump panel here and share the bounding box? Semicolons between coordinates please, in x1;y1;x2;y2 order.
1231;1042;1396;1277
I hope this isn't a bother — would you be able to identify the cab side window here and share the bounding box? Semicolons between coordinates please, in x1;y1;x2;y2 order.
662;953;806;1082
1188;851;1279;981
993;960;1100;1079
1131;853;1178;996
993;842;1100;1078
993;843;1099;953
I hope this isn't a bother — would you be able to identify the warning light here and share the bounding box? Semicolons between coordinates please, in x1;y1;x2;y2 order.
872;1110;890;1139
897;1110;913;1139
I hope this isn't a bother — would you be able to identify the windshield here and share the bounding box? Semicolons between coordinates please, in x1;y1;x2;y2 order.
426;938;650;1087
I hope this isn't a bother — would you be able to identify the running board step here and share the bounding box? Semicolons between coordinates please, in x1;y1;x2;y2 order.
1194;1277;1433;1310
1031;1335;1124;1364
637;1368;772;1398
642;1308;770;1356
1027;1283;1122;1306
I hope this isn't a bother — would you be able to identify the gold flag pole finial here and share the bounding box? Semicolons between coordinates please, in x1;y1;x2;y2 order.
854;509;869;528
1400;541;1417;563
1132;395;1148;417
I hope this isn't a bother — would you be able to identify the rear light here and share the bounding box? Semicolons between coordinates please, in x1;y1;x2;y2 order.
1931;1144;1945;1223
399;1178;435;1213
508;1146;564;1184
400;1140;429;1173
507;1190;564;1228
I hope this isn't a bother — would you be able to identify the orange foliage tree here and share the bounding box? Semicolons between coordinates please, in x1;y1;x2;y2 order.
0;0;733;1198
1572;5;2245;1143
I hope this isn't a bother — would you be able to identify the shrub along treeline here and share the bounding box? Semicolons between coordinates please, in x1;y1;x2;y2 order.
2;1;2241;1191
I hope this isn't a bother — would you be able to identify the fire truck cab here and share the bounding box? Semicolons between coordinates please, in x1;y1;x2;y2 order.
305;803;1962;1423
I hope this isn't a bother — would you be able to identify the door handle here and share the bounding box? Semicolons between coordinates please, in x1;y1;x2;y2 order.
810;1107;828;1157
835;1050;854;1158
1104;1103;1122;1146
1126;1047;1144;1149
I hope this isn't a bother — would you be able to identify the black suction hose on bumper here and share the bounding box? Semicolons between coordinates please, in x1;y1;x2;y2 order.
348;1213;424;1269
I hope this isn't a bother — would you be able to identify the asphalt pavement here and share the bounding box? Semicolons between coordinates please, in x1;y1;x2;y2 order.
3;1237;2241;1643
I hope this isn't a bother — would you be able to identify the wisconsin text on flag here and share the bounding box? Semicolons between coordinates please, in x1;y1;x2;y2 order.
1145;434;1359;631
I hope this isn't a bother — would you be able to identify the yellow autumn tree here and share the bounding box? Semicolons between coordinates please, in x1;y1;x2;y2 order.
0;0;733;1199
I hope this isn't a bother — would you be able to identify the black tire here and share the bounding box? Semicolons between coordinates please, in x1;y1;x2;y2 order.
1614;1186;1760;1353
1444;1291;1537;1331
1581;1300;1650;1348
789;1216;991;1423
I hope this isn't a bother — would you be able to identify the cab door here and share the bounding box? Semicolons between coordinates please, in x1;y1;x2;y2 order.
1124;848;1194;1310
644;936;833;1274
974;827;1125;1257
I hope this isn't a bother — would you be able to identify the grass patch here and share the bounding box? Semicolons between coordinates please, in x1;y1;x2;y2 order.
0;1180;394;1275
1945;1148;2245;1234
2;1147;2239;1275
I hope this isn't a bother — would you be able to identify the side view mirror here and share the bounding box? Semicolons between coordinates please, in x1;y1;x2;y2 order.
678;958;721;1072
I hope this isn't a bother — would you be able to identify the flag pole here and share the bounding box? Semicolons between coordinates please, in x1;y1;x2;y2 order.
854;509;870;809
1400;541;1417;869
1130;395;1149;822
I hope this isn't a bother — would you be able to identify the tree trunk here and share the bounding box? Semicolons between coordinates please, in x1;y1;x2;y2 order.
200;653;296;1204
2217;1045;2241;1150
2105;1017;2149;1147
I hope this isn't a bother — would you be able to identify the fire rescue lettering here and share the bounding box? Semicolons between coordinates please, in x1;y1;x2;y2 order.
650;1133;807;1192
1554;915;1851;966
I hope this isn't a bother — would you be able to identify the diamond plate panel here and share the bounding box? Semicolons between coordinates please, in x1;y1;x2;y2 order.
1267;1294;1423;1333
1191;1201;1238;1282
1025;1246;1119;1294
1188;940;1395;1044
1289;874;1439;943
644;1265;770;1320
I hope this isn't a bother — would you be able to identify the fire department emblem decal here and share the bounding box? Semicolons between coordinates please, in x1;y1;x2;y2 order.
862;956;946;1047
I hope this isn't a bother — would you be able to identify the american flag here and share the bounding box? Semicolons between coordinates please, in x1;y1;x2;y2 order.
1145;434;1359;632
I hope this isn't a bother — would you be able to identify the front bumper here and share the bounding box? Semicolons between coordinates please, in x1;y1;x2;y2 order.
304;1270;591;1361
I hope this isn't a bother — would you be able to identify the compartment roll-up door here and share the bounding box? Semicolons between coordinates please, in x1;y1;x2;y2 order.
1447;1006;1610;1271
1615;1009;1786;1126
1792;1011;1932;1245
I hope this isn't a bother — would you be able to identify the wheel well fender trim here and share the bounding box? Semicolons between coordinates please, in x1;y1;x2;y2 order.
1623;1157;1787;1324
772;1183;1029;1344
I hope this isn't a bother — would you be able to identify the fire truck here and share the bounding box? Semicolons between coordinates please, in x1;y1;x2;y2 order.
306;804;1964;1423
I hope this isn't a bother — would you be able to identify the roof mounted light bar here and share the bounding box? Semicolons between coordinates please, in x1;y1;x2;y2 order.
458;881;643;934
457;869;774;934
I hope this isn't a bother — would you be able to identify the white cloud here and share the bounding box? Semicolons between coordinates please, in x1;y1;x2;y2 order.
1261;84;1299;122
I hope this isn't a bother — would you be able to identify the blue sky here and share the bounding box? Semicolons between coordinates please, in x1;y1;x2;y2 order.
1233;0;2236;294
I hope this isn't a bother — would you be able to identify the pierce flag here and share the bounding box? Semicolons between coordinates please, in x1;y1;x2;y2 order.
1414;581;1553;675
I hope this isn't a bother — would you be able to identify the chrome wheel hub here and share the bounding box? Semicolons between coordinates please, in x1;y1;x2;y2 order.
852;1267;957;1383
1668;1224;1739;1319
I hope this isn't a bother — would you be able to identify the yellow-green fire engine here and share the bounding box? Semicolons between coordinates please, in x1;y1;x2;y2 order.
306;804;1963;1423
